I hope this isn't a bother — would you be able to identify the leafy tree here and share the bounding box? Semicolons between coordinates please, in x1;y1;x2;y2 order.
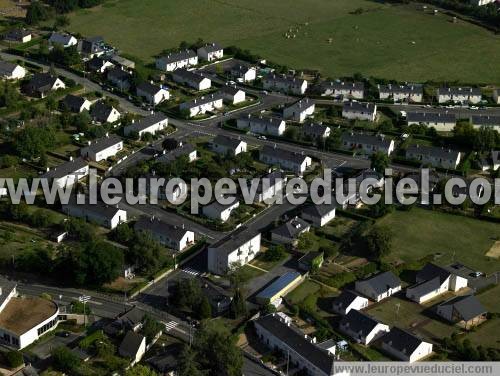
64;218;96;242
366;225;392;260
230;288;246;319
177;346;206;376
5;350;24;368
81;241;124;286
453;121;476;148
14;126;56;160
51;346;80;374
26;1;50;25
473;126;497;152
297;232;316;250
369;199;394;218
112;222;135;244
0;81;21;108
284;126;299;140
128;231;164;274
262;244;286;262
125;365;158;376
262;304;276;315
198;296;212;319
172;278;203;312
54;15;70;29
142;315;164;342
370;152;389;173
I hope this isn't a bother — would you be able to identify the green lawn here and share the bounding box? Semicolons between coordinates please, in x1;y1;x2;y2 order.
378;208;500;274
68;0;500;83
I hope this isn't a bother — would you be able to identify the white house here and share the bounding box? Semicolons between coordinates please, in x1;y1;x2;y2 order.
470;115;500;132
24;73;66;98
210;135;247;156
179;94;223;117
4;29;32;43
270;217;310;245
260;145;312;176
406;112;456;132
339;309;390;345
355;271;401;302
207;227;261;275
0;61;26;80
171;69;211;91
90;102;121;124
80;134;123;162
254;314;336;376
107;67;131;91
342;101;377;122
341;132;395;156
301;202;337;227
157;142;197;164
230;65;257;82
381;328;433;363
378;84;423;103
253;170;286;203
202;199;240;223
283;98;315;123
406;263;468;304
437;87;482;104
321;81;364;99
156;50;198;72
134;216;194;252
41;158;89;188
197;43;223;61
48;32;77;48
236;115;286;136
87;56;114;73
436;295;487;329
493;89;500;104
303;123;330;139
119;331;146;366
62;198;127;229
124;113;168;138
219;86;246;104
61;94;91;113
406;144;461;169
136;81;170;105
262;74;308;95
332;290;369;315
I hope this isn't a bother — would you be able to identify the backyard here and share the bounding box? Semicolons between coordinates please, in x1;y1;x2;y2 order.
67;0;500;83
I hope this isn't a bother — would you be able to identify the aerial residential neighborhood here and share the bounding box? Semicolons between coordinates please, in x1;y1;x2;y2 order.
0;1;498;375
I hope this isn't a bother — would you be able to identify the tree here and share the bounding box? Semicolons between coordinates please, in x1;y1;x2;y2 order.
198;296;212;319
125;365;158;376
51;346;80;373
14;126;56;160
262;244;286;262
112;222;135;244
26;1;50;25
297;232;316;250
262;304;276;315
162;138;178;151
177;346;206;376
81;241;124;286
473;126;497;152
453;121;476;148
128;231;164;274
54;15;70;29
5;351;24;368
230;288;246;319
366;225;392;260
370;152;389;174
142;315;164;342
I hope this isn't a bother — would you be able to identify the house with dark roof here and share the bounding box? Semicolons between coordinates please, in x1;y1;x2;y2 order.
470;115;500;132
119;331;146;366
202;199;240;223
0;61;26;80
339;309;389;345
259;145;312;176
321;81;364;99
342;101;377;121
271;216;310;245
230;64;257;82
4;29;31;43
80;134;123;162
146;343;181;375
87;56;114;73
156;50;198;72
283;98;315;123
219;85;246;104
197;43;223;61
378;84;423;103
252;170;286;203
406;111;457;132
207;226;261;275
406;145;461;169
303;123;331;139
172;69;211;91
48;32;77;48
80;36;106;58
62;196;127;229
341;132;395;156
406;263;468;304
254;313;336;376
156;143;197;164
123;113;168;138
210;135;247;156
104;306;145;336
90;101;121;123
301;202;337;227
437;87;482;104
332;290;368;315
107;67;131;91
298;251;324;272
134;216;194;252
478;150;500;171
41;158;89;189
60;94;91;113
179;93;223;117
355;271;401;302
200;278;233;315
111;55;135;70
436;295;487;329
381;327;433;362
23;73;66;98
263;74;308;95
136;81;170;105
236;114;286;136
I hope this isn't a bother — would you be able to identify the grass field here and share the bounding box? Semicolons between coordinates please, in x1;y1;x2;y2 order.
67;0;500;83
378;208;500;274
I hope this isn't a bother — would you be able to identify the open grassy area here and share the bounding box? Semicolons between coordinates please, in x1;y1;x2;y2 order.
378;208;500;274
67;0;500;83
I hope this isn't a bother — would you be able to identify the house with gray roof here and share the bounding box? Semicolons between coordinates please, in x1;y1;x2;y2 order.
90;101;121;123
111;55;135;70
271;216;310;245
124;113;168;138
119;331;146;366
202;199;240;223
437;87;482;104
62;196;127;229
136;81;170;105
283;97;315;123
378;84;423;103
179;93;223;118
156;50;198;72
341;132;395;156
332;290;368;315
107;67;131;91
436;295;487;329
321;81;364;99
48;32;77;48
41;158;89;189
406;144;461;169
263;73;308;95
80;134;123;162
254;313;336;376
230;64;257;82
470;115;500;132
87;56;114;73
301;202;337;227
156;143;197;164
200;278;233;316
339;309;390;345
4;29;31;43
23;73;66;98
303;123;331;139
210;135;247;156
381;327;433;362
134;216;194;252
197;43;223;61
219;85;246;104
60;94;91;113
236;114;286;136
80;36;106;58
355;271;401;302
171;69;211;91
252;170;286;203
0;61;26;80
406;111;457;132
259;145;312;176
207;226;261;275
342;101;377;121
